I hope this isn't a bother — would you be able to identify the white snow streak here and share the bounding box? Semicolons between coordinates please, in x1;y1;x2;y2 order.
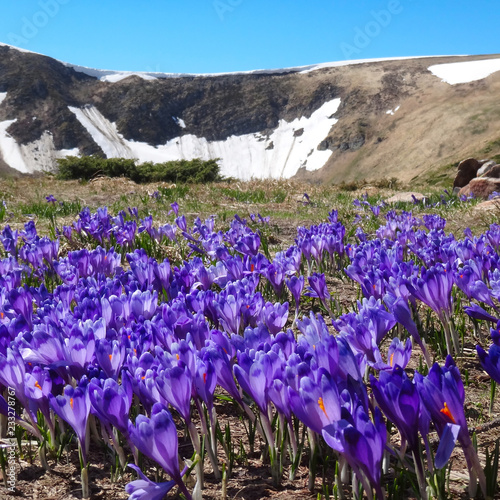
0;120;80;173
68;106;134;158
101;72;158;83
0;119;29;172
0;93;7;106
386;105;400;116
173;117;186;129
69;99;341;180
428;59;500;85
57;148;80;157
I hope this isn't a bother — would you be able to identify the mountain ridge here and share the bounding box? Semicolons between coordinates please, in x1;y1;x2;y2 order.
1;44;499;183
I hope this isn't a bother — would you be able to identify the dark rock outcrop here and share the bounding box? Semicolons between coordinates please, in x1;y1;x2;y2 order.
453;158;481;188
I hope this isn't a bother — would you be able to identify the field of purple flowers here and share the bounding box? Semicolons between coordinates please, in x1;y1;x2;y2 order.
0;177;499;499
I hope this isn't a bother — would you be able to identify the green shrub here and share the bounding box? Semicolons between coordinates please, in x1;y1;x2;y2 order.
56;156;223;184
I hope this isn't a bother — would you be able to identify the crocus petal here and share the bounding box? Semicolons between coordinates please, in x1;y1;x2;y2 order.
435;423;460;469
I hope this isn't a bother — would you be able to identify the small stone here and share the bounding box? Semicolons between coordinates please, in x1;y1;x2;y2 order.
386;192;425;203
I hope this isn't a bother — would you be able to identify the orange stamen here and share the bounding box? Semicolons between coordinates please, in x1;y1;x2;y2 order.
440;402;456;423
108;354;113;361
70;398;74;410
176;354;180;361
318;397;328;418
203;373;207;384
34;381;42;390
251;264;255;272
390;353;394;366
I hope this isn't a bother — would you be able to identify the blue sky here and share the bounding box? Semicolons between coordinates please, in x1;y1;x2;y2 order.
0;0;499;74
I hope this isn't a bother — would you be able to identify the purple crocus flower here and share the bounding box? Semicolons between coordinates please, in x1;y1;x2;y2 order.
89;376;133;436
24;367;53;428
268;378;292;421
49;379;91;464
408;263;454;320
373;337;412;371
127;403;191;499
306;273;331;303
234;352;272;414
476;325;500;384
215;294;241;335
1;225;19;254
155;365;193;424
175;215;187;231
261;262;286;297
296;311;330;345
262;301;289;335
408;263;458;354
322;405;386;499
126;464;182;500
415;357;486;496
67;326;96;380
22;220;38;244
464;303;498;323
288;371;342;435
8;288;33;329
170;202;179;216
469;280;495;308
130;289;158;320
234;234;261;256
194;356;217;414
204;344;242;404
0;347;29;409
370;367;420;452
95;339;126;379
286;275;304;309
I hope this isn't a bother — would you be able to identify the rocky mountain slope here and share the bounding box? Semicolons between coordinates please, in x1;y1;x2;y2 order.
1;43;500;183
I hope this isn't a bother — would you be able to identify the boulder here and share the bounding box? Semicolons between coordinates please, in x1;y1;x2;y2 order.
477;160;497;177
474;199;500;211
317;140;329;151
458;177;500;200
386;192;425;203
479;163;500;178
453;158;481;188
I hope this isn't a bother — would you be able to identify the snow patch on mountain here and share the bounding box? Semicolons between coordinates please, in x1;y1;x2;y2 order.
428;58;500;85
69;99;341;180
68;106;134;157
386;105;400;116
173;117;186;129
0;119;29;172
0;93;7;106
0;120;80;173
